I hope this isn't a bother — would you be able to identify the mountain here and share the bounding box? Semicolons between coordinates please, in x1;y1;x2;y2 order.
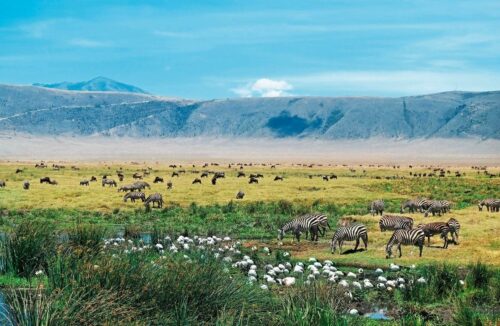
33;76;148;94
0;84;498;139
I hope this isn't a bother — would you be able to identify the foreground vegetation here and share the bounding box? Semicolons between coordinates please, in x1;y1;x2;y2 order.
0;221;498;325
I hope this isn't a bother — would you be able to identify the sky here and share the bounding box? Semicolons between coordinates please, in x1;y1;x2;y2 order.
1;0;499;99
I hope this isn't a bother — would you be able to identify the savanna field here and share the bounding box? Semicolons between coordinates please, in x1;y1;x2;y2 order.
0;161;498;325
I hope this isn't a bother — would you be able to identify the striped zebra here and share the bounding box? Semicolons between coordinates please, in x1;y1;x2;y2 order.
400;199;419;213
370;200;385;216
447;218;461;244
386;229;425;258
144;193;163;208
424;200;447;217
416;222;451;248
278;214;330;242
330;223;368;254
379;215;414;232
416;199;433;212
478;199;500;212
123;191;146;203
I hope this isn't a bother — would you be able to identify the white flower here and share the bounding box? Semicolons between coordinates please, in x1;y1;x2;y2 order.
35;270;44;276
375;268;383;274
260;284;268;290
417;277;426;284
349;309;359;315
282;277;296;286
155;243;164;250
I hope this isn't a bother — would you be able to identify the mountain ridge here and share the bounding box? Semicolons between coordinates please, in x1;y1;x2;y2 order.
33;76;148;94
0;84;498;140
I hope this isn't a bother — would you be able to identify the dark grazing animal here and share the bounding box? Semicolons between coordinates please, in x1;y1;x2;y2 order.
379;215;413;232
102;179;117;187
330;174;338;179
386;229;425;258
132;173;143;179
153;176;164;183
274;175;284;181
331;223;368;254
167;181;173;190
80;180;90;186
123;191;146;203
236;190;245;199
417;222;451;248
48;179;58;185
172;172;179;177
144;193;163;208
322;175;329;181
90;176;97;182
370;199;385;216
133;181;151;190
211;177;217;185
23;180;30;190
40;177;51;184
424;201;444;217
237;172;246;178
249;177;258;184
0;180;5;187
117;173;124;182
200;172;209;178
15;168;23;174
192;178;202;184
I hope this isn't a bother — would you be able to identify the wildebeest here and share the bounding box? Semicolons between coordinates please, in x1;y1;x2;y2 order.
123;191;146;203
167;181;173;190
211;177;217;185
40;177;51;184
117;172;124;182
48;179;58;185
133;173;143;179
102;179;117;187
237;172;246;178
192;178;202;184
15;168;23;174
322;176;329;181
153;176;164;183
330;174;338;179
274;175;284;181
80;180;90;186
249;177;258;184
90;176;97;182
144;193;163;208
23;180;30;190
201;172;209;178
0;180;5;187
172;172;179;177
236;190;245;199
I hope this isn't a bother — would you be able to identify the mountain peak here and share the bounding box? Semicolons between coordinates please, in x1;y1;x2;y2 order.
33;77;148;94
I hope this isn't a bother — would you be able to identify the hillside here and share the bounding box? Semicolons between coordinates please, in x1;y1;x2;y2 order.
0;84;498;139
33;76;148;94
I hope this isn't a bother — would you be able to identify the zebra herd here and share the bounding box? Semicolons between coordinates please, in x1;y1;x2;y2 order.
278;212;462;259
398;198;452;217
478;198;500;212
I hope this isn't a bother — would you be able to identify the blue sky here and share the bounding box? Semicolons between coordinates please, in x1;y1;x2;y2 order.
1;0;499;99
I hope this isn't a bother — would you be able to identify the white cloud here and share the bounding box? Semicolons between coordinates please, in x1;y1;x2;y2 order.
69;38;111;48
232;78;293;97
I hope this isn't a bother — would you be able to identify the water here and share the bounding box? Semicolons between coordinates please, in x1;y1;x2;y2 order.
365;308;391;320
0;292;13;326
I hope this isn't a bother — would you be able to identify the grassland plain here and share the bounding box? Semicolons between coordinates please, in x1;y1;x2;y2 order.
0;162;498;268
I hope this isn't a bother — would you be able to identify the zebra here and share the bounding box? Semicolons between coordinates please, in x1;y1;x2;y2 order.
370;200;385;216
80;180;90;186
102;179;117;187
416;222;451;248
424;201;444;217
415;199;433;212
400;199;419;213
386;229;425;258
144;193;163;208
123;191;146;203
236;190;245;199
330;223;368;254
379;215;414;232
447;218;461;244
478;199;500;212
278;214;330;242
23;180;30;190
133;181;151;190
490;200;500;212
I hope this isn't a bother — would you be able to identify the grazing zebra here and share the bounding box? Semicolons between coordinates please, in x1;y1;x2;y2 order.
102;179;117;187
370;200;385;216
274;175;284;181
144;193;163;208
0;180;5;188
424;201;444;217
490;200;500;212
80;180;89;186
133;181;151;190
415;199;433;212
478;199;500;212
236;190;245;199
379;215;414;232
330;223;368;254
23;180;30;190
249;177;258;184
192;178;202;184
278;214;330;242
386;229;425;258
123;191;146;203
447;218;461;244
400;199;419;213
417;222;451;248
153;176;164;183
